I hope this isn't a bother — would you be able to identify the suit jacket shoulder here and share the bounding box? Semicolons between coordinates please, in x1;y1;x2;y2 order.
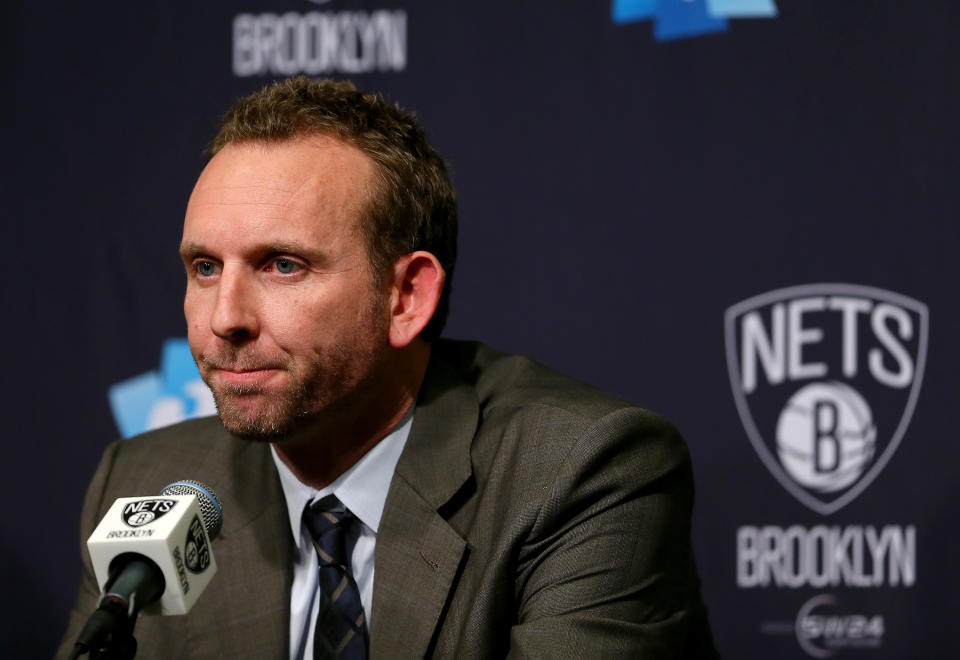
372;340;716;659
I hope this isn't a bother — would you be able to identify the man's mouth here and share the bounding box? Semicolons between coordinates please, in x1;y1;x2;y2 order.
199;353;286;386
212;367;283;388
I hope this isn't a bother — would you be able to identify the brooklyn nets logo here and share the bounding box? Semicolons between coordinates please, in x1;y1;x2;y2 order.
121;498;177;527
184;515;211;574
725;284;928;514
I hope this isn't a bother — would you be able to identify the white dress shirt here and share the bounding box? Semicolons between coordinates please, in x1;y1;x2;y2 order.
270;414;413;660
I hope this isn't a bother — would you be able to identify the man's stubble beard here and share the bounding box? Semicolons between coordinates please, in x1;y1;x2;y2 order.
209;368;315;441
199;295;391;442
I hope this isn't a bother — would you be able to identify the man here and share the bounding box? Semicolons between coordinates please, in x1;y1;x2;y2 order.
58;77;716;659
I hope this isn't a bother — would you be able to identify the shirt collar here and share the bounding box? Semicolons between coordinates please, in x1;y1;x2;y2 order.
271;412;413;550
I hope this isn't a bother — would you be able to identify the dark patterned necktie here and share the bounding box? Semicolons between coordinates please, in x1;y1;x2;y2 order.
302;497;369;660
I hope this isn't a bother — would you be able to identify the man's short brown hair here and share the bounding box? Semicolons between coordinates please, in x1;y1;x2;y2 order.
209;76;457;341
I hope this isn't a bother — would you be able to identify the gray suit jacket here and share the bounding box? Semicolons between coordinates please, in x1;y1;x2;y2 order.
57;340;716;658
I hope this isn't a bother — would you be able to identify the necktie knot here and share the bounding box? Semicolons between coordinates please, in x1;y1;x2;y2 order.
304;499;357;569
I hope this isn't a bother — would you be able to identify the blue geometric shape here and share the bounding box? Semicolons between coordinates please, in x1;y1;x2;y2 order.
108;338;215;438
612;0;657;23
109;370;163;438
707;0;777;18
158;338;203;415
655;0;728;41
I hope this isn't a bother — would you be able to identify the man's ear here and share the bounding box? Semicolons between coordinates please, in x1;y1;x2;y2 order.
387;251;445;348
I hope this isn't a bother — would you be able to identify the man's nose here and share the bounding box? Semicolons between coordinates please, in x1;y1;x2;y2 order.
210;267;259;341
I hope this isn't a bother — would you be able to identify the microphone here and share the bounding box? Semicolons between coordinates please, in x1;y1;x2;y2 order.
69;480;223;659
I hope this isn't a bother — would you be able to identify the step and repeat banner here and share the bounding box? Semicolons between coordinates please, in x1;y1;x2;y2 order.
7;1;957;657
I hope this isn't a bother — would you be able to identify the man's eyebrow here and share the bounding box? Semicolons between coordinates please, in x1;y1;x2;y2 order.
178;240;331;263
260;240;316;256
178;241;207;261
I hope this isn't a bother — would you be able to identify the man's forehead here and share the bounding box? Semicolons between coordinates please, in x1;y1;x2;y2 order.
193;137;374;198
184;138;374;238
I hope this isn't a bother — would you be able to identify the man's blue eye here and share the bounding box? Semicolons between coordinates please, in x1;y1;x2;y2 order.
275;259;297;274
197;261;216;276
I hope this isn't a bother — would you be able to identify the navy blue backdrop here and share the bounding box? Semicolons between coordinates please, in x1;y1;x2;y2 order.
6;1;957;657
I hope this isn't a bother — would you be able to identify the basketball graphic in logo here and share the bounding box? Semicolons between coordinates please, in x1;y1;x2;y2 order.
776;382;876;493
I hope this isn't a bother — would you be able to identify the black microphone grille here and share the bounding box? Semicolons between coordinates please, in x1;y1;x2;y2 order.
160;480;224;539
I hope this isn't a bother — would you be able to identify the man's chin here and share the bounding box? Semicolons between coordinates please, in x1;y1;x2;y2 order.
212;397;302;442
220;418;291;442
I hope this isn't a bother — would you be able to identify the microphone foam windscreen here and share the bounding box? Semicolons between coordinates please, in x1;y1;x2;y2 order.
160;480;224;538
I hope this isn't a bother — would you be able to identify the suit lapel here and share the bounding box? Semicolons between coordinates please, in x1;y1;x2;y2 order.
185;429;292;658
371;348;477;658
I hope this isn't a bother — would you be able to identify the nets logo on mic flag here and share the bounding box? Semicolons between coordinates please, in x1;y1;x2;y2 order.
724;284;929;514
108;339;214;438
122;499;176;527
612;0;778;41
184;516;212;574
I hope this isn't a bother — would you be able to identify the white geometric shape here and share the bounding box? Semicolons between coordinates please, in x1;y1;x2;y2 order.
87;495;218;615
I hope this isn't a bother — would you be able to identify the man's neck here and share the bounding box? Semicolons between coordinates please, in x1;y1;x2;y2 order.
271;341;430;489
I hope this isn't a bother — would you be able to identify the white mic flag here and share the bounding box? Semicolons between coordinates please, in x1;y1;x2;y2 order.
86;480;222;615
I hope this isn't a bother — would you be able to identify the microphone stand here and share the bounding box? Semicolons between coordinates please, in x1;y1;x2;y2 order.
68;597;139;659
70;557;163;659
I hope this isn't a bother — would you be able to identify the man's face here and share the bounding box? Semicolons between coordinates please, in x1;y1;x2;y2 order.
180;137;390;440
